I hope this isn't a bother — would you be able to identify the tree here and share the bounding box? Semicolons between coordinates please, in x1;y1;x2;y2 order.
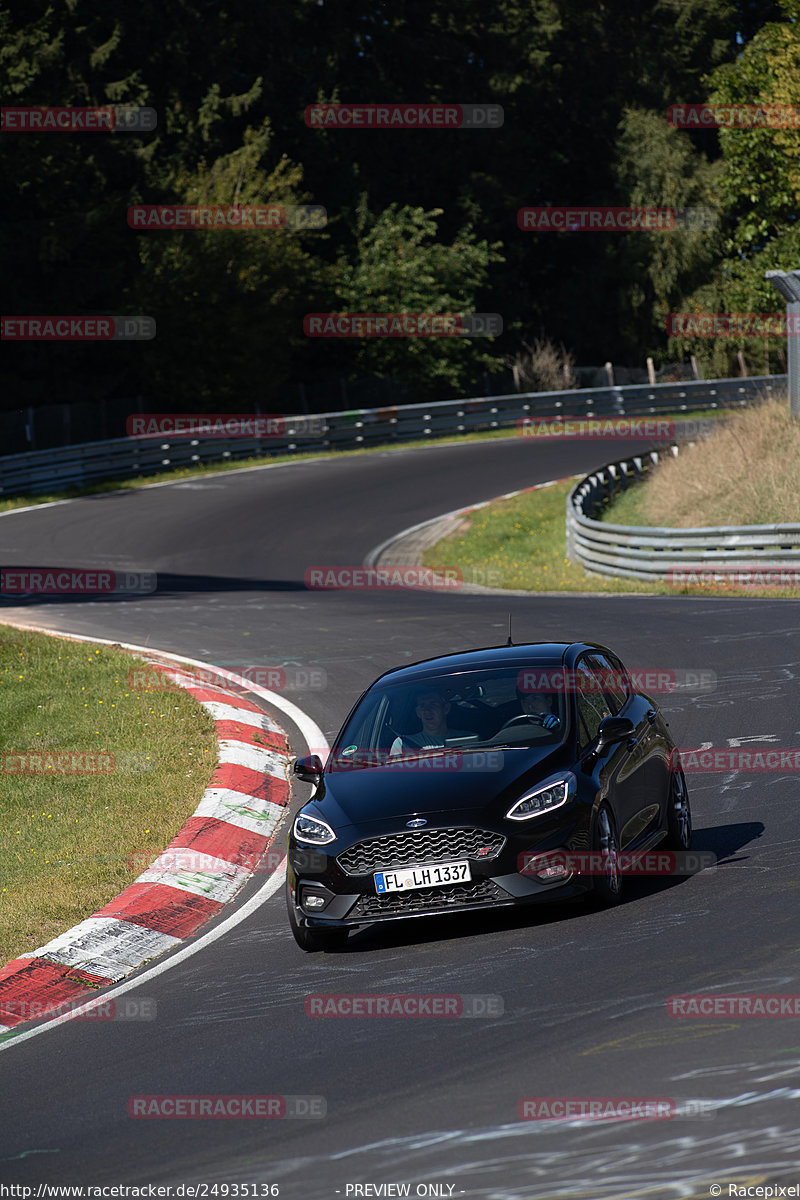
333;201;504;393
129;122;328;410
670;4;800;375
613;108;725;360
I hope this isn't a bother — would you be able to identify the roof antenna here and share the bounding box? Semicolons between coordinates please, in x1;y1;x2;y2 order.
506;613;513;646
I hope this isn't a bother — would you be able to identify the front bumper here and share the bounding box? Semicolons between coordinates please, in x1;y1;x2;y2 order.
287;812;593;929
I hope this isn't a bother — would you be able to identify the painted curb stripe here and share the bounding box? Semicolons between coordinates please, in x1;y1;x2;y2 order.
0;957;113;1029
211;760;290;802
22;917;182;982
165;816;273;872
217;740;289;779
134;851;254;905
178;687;266;715
200;700;281;731
140;665;283;725
212;719;287;751
194;788;286;836
0;650;293;1029
92;883;223;939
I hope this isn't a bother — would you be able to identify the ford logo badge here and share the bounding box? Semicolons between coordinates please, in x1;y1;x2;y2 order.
406;818;427;828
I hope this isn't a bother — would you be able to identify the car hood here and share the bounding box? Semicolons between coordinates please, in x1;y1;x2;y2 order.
310;744;569;828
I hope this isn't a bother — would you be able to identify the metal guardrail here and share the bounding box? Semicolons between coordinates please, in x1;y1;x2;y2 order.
0;374;786;498
566;443;800;581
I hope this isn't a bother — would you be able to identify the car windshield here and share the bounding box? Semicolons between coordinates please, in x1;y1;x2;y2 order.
329;666;567;771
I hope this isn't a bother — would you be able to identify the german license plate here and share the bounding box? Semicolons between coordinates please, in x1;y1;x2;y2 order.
374;860;471;893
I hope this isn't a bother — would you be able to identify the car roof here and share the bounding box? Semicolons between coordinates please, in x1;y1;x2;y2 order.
370;641;613;688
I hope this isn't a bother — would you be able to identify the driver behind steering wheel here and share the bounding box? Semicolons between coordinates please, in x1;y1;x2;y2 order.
515;687;561;730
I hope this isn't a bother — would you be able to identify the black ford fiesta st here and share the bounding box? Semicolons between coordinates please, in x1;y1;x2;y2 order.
286;641;692;950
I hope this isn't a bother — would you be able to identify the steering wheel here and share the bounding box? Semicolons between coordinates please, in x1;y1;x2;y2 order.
499;714;540;729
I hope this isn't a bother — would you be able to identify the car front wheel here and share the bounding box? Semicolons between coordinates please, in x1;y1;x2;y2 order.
590;804;623;907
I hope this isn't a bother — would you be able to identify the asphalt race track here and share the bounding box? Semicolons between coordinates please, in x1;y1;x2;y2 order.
2;434;799;1198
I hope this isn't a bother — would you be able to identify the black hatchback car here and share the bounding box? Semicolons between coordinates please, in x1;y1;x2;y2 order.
286;642;692;950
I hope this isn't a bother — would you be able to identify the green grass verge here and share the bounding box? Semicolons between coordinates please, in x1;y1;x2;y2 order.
0;407;731;514
421;478;800;599
598;482;652;528
423;480;660;594
0;625;218;964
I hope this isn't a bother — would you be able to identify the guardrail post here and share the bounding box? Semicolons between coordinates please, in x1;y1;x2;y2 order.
788;302;800;421
765;269;800;421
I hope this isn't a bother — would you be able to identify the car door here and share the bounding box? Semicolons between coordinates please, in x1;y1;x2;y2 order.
574;655;649;850
600;650;672;835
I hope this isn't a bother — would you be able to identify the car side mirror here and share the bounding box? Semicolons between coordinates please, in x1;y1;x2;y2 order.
595;716;634;754
293;754;323;784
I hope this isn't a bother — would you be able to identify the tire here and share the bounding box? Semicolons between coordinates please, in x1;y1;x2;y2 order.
286;886;349;952
589;804;624;907
662;766;692;851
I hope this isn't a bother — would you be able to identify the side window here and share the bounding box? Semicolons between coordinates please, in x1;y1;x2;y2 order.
585;652;627;714
573;661;612;753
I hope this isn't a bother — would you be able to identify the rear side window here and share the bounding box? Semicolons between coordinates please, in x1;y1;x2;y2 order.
573;661;612;752
584;652;628;714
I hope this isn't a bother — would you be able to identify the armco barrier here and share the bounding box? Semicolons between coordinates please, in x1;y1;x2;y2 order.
566;443;800;581
0;374;785;498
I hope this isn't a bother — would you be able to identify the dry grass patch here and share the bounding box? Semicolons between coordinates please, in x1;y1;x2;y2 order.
607;399;800;528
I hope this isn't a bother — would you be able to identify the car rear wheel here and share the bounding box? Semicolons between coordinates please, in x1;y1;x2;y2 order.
662;766;692;851
286;885;349;952
590;804;623;906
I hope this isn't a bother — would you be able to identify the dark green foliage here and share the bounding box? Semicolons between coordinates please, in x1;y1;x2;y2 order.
0;0;794;414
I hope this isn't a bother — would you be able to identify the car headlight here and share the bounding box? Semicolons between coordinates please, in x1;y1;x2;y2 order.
506;774;575;821
293;813;336;845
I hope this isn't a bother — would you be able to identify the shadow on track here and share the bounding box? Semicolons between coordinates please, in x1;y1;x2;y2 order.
317;821;764;954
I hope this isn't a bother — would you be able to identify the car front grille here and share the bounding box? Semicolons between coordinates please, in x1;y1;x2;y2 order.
350;878;506;920
337;827;506;876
